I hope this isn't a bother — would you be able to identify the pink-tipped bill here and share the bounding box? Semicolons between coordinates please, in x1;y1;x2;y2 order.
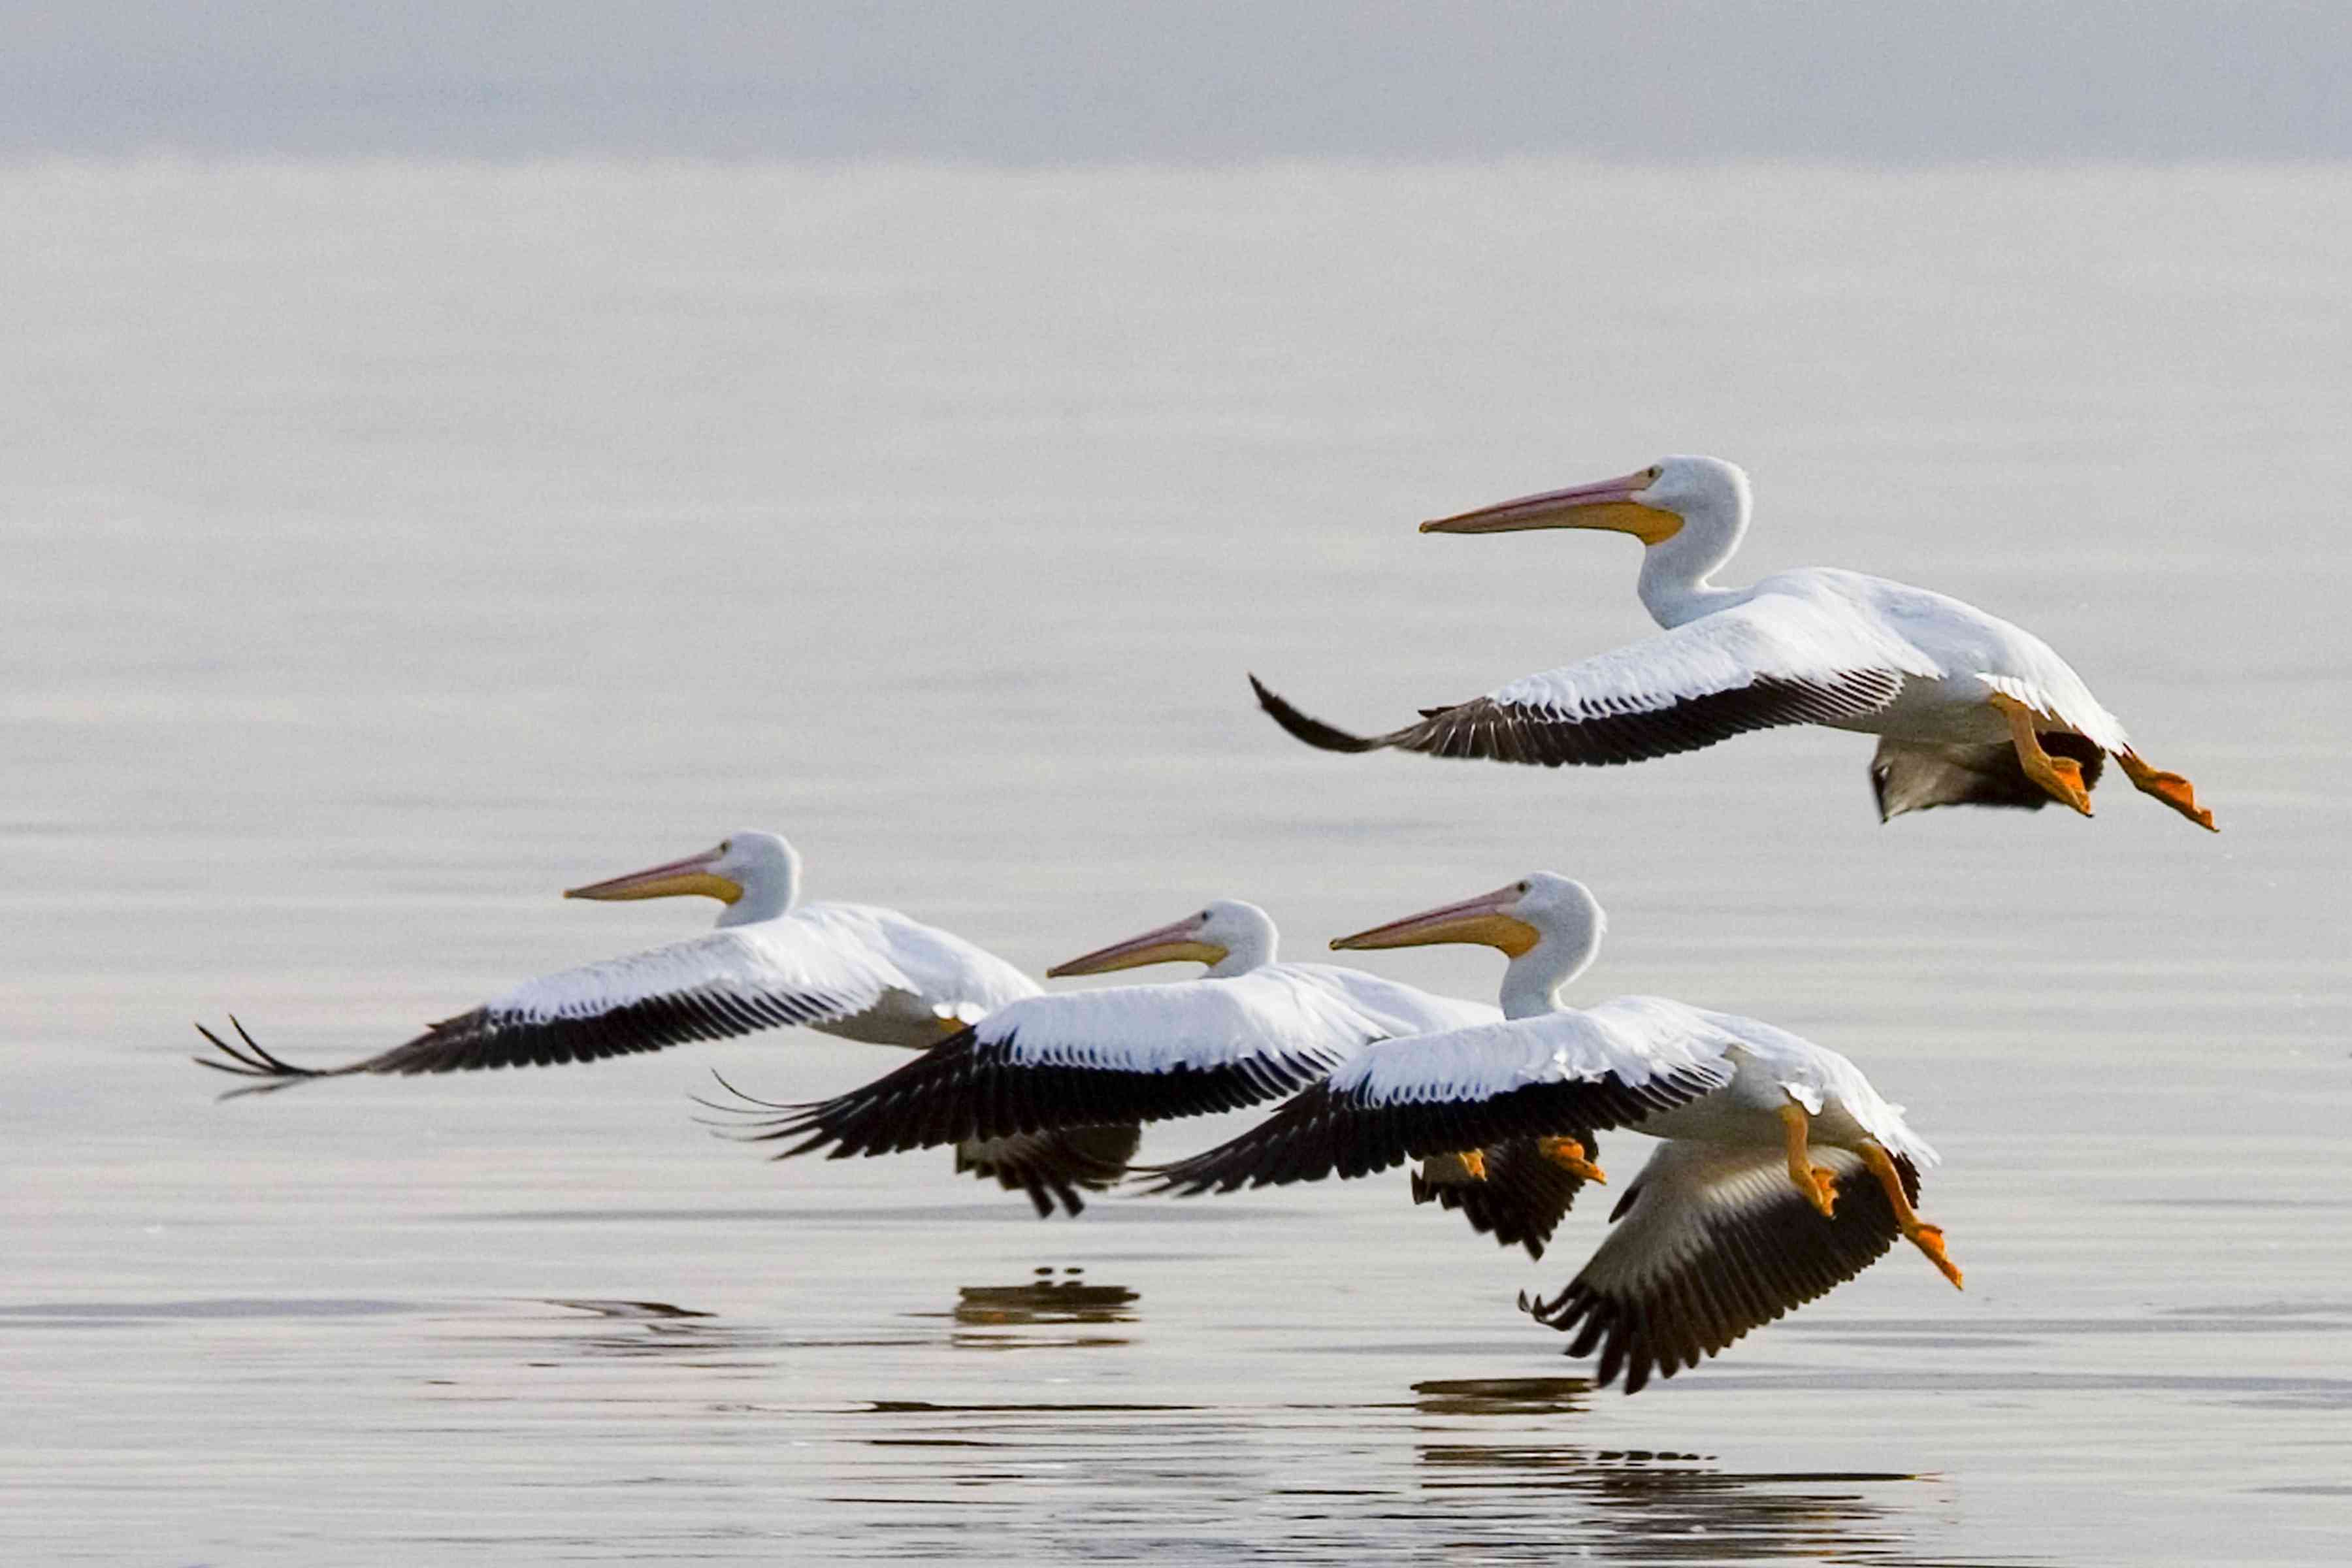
564;844;743;904
1330;883;1539;956
1420;467;1678;543
1047;913;1226;977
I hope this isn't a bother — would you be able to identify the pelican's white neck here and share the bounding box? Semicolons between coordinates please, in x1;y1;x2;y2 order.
1635;471;1752;629
1497;911;1603;1019
715;837;802;927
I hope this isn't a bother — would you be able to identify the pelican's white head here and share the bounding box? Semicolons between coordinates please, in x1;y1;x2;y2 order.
1330;872;1605;1019
1419;455;1752;621
563;830;802;927
1046;898;1277;981
1639;454;1748;524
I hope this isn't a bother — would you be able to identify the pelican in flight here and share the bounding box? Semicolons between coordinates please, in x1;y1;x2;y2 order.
194;831;1137;1215
1252;455;2215;830
715;900;1588;1256
1145;872;1961;1394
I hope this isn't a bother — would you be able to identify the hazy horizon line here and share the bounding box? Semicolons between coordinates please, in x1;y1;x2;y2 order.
8;148;2352;173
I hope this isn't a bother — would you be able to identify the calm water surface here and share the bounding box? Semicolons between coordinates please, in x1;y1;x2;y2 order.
5;159;2349;1564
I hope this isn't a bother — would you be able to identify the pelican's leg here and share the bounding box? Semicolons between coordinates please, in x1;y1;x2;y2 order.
1420;1149;1488;1184
1987;693;2093;816
1859;1142;1965;1290
1536;1135;1607;1184
2115;749;2218;832
1776;1103;1838;1218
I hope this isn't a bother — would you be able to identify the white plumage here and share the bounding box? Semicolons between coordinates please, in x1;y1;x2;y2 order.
197;833;1040;1083
1144;873;1961;1390
469;900;1039;1053
194;831;1131;1217
987;963;1497;1079
1253;455;2213;828
727;900;1502;1164
1332;997;1936;1176
1487;589;1941;730
1334;996;1738;1109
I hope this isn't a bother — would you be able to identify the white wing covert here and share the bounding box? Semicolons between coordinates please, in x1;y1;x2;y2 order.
806;902;1043;1026
1252;591;1938;768
1295;964;1502;1038
1143;999;1739;1194
195;919;920;1094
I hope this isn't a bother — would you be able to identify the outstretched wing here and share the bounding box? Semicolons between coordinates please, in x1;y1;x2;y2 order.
1138;1000;1737;1195
194;921;911;1096
1520;1139;1917;1394
1411;1137;1599;1261
709;969;1388;1157
955;1124;1145;1218
1253;593;1935;768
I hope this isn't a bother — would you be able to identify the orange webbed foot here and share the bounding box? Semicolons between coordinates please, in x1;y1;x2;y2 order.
1802;1166;1839;1219
1989;692;2094;816
1537;1136;1607;1184
2043;757;2094;817
2118;751;2217;832
1907;1222;1965;1290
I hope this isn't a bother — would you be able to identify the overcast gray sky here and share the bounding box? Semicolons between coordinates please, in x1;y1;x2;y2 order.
4;1;2348;161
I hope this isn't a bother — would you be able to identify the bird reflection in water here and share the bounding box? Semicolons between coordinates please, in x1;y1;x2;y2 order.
936;1266;1138;1349
1410;1377;1948;1564
533;1298;772;1364
1413;1375;1593;1418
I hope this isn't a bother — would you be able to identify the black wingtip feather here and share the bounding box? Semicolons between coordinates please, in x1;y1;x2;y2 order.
1140;1066;1726;1201
1248;674;1388;754
954;1125;1143;1218
727;1026;1335;1166
1409;1136;1597;1260
1525;1154;1912;1395
193;1016;329;1085
1371;670;1908;773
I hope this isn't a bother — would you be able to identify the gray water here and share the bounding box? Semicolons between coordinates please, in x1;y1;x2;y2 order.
5;159;2349;1565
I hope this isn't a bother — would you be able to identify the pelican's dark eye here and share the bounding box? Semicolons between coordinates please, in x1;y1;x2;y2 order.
1644;466;1662;483
1516;881;1530;894
720;839;732;852
1199;909;1211;921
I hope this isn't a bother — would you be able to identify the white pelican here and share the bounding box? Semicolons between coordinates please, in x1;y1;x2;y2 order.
194;831;1137;1216
1252;455;2215;830
716;899;1590;1254
1143;873;1961;1393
